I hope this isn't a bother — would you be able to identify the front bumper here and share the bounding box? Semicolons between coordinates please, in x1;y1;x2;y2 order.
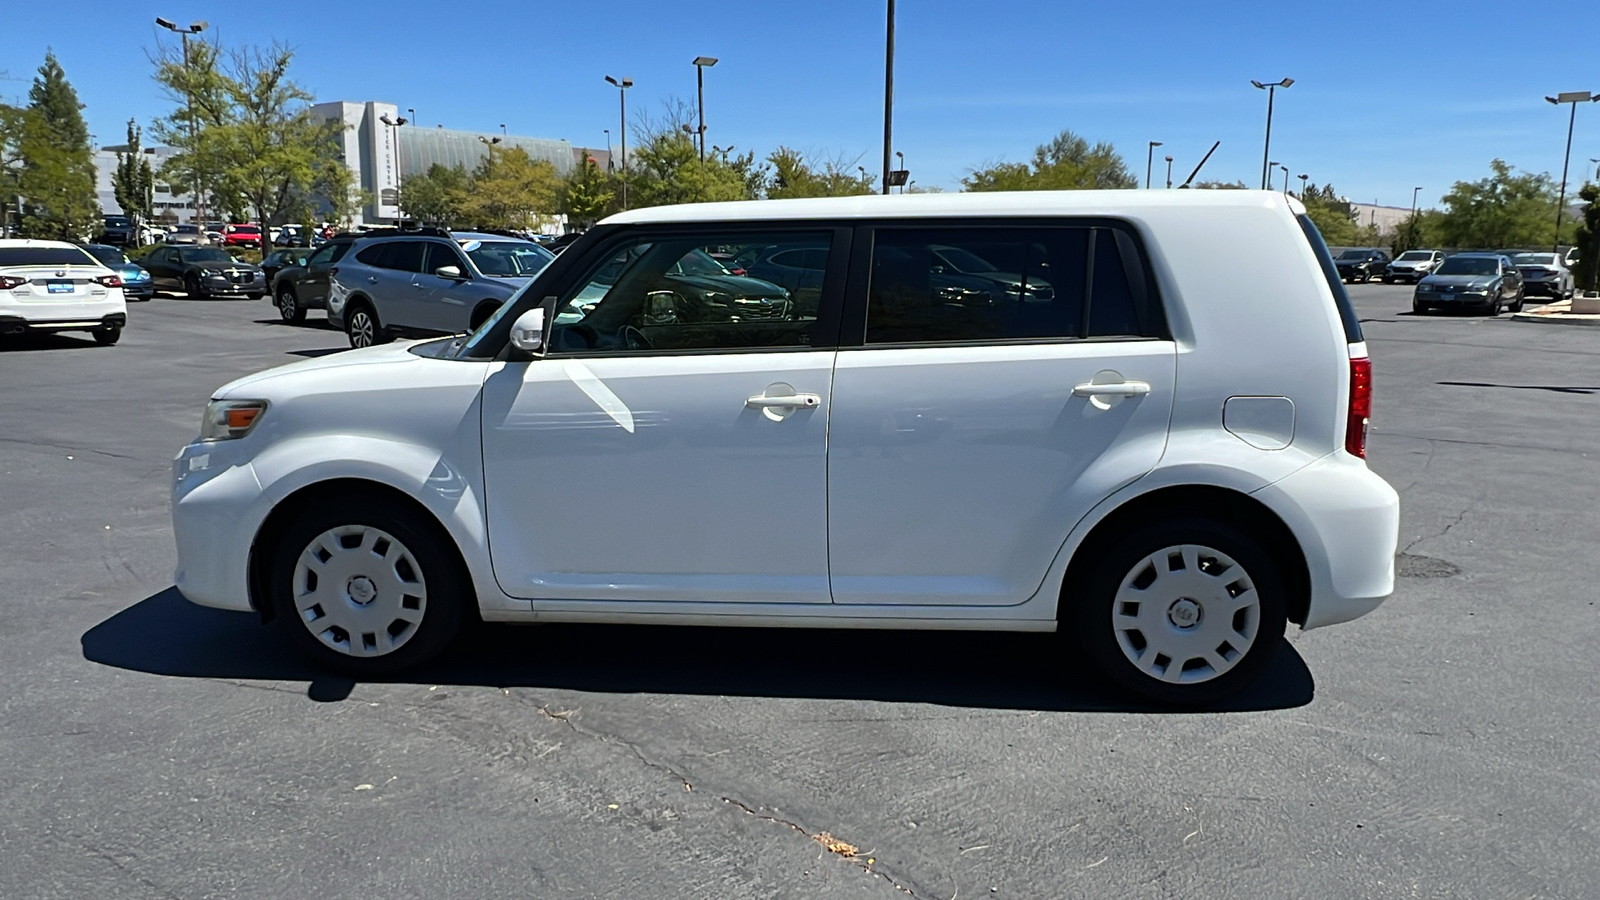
194;275;266;296
1414;289;1492;306
123;281;154;300
1386;268;1430;282
1252;452;1399;629
172;440;266;612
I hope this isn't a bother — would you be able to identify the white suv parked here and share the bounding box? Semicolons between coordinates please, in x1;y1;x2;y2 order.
0;239;128;344
172;191;1399;705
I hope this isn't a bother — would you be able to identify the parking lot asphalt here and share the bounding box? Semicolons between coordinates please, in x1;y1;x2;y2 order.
2;285;1596;898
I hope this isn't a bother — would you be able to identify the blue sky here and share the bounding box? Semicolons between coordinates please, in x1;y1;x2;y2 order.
6;0;1598;209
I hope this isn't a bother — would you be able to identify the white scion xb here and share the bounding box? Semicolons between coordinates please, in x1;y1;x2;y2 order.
171;191;1399;705
0;239;128;344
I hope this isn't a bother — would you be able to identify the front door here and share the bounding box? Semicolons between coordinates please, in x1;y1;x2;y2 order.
480;226;847;605
827;223;1177;606
411;242;476;333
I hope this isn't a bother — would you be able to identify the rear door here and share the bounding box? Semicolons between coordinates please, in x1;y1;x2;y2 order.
826;221;1176;606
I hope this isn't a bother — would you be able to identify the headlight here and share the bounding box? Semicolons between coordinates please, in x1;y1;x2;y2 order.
200;399;268;441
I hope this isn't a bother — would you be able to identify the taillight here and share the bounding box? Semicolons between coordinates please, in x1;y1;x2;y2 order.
95;274;123;288
1346;355;1372;458
0;276;25;290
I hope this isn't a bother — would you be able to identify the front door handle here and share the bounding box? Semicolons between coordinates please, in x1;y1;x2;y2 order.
368;276;378;284
746;393;821;410
1073;380;1151;398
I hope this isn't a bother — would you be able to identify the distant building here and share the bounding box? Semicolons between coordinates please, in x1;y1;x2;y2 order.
1348;202;1413;238
93;101;605;228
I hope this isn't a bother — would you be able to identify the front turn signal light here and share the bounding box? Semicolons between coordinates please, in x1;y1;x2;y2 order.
200;399;268;441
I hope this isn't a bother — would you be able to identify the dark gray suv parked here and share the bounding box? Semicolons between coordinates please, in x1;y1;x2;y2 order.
326;229;555;348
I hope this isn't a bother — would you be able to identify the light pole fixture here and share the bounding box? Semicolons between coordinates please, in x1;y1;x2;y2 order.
408;107;416;126
156;17;209;224
1251;77;1294;190
1267;160;1279;191
1410;185;1423;249
1299;173;1309;200
380;113;409;224
1146;141;1163;189
1280;164;1290;196
1164;155;1174;189
477;135;501;145
605;75;634;209
604;129;612;171
1544;91;1598;252
896;151;905;193
692;56;718;166
882;0;896;195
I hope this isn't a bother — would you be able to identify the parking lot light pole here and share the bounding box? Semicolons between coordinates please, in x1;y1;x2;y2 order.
1145;141;1162;189
692;57;718;166
1251;78;1293;190
156;17;208;225
1410;186;1422;249
379;113;408;224
1280;165;1290;196
1299;173;1309;200
1267;161;1279;191
605;76;634;209
1164;155;1174;189
1545;91;1598;252
882;0;895;195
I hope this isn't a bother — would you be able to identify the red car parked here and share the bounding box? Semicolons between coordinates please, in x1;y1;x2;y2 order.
222;224;263;249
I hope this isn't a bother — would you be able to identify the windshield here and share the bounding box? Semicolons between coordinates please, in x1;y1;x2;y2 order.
1435;257;1499;276
671;248;730;276
173;225;200;234
1336;250;1372;260
87;246;128;266
1396;251;1433;261
104;217;130;227
1512;253;1557;266
465;241;555;277
933;245;1000;273
183;248;235;263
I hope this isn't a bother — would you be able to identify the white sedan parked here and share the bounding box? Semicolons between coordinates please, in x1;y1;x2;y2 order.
0;239;128;344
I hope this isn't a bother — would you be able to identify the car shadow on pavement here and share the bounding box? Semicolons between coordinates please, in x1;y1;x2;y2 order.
287;348;346;358
83;588;1316;714
0;333;102;352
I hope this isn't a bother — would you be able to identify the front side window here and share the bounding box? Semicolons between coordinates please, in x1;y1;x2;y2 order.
864;225;1157;344
85;246;127;266
549;232;832;354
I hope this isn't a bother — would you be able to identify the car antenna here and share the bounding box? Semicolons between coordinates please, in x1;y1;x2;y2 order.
1177;141;1222;189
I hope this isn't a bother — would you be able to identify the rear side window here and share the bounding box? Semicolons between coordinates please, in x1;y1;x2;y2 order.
864;225;1160;345
356;241;426;273
1297;214;1364;343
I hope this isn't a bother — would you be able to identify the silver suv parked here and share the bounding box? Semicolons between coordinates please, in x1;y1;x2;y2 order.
327;229;555;348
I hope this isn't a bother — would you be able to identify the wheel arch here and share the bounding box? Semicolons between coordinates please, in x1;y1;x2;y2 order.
1059;484;1312;627
470;299;501;330
247;477;476;624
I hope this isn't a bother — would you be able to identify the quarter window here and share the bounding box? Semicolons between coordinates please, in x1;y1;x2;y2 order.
549;232;834;354
864;225;1159;344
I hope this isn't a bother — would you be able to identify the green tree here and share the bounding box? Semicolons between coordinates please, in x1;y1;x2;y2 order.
398;162;470;227
1191;180;1248;190
628;130;759;207
462;144;561;230
17;51;99;239
314;158;370;229
113;119;155;227
1573;182;1599;291
1433;160;1570;250
765;147;875;199
0;103;31;233
560;154;615;229
963;129;1136;192
1388;209;1446;253
1298;183;1365;246
149;38;231;221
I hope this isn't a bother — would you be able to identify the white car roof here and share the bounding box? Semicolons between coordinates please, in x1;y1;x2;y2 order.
602;189;1308;226
0;238;83;250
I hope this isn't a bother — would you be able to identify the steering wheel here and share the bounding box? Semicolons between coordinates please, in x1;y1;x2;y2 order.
621;325;653;351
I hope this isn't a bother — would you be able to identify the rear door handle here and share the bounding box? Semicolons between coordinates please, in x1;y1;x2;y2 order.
1073;380;1151;397
746;393;821;410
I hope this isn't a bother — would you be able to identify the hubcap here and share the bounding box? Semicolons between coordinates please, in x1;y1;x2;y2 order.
279;291;295;318
1112;544;1260;685
291;524;427;658
350;311;373;347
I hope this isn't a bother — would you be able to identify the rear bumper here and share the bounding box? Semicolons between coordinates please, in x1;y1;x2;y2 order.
0;312;126;334
1252;453;1399;630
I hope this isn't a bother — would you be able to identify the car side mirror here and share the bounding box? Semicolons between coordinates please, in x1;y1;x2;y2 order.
509;307;547;354
644;290;680;325
435;265;464;280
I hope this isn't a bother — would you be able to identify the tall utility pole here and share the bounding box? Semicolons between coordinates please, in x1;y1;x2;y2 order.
1299;173;1309;200
1165;155;1174;189
882;0;895;195
1145;141;1163;189
379;113;408;223
1251;78;1293;190
1281;164;1290;196
692;57;718;166
156;17;208;224
1267;161;1279;191
1410;186;1422;248
1545;91;1598;252
605;76;633;209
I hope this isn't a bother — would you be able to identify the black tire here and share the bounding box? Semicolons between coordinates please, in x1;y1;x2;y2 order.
277;285;305;323
93;326;121;346
1412;298;1427;315
185;273;202;300
469;302;499;331
1070;516;1287;706
1487;294;1503;316
1382;276;1393;284
1509;288;1525;313
1359;272;1370;284
345;302;388;348
268;493;470;675
247;291;265;300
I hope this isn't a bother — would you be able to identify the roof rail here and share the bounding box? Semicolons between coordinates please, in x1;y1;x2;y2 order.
329;226;453;241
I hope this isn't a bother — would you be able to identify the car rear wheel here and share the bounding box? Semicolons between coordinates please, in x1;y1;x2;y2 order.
269;496;468;674
1071;517;1286;706
345;303;386;349
1509;287;1525;313
92;326;121;346
277;285;305;323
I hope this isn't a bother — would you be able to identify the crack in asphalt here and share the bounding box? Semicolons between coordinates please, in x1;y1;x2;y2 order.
720;796;919;897
0;435;142;461
534;703;922;897
1402;504;1471;555
78;839;185;900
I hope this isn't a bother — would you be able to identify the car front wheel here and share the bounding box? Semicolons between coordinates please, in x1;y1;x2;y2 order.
269;496;468;674
1072;517;1286;706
